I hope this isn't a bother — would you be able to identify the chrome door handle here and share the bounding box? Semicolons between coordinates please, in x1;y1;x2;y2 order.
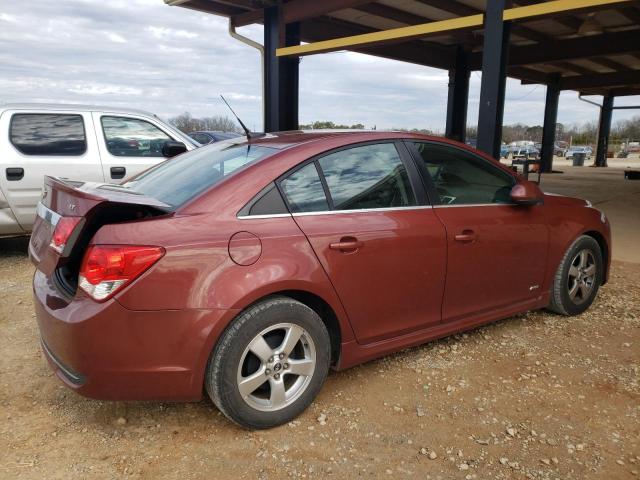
454;230;477;243
329;238;363;252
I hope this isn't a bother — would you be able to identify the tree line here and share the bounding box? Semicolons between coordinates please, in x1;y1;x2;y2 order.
169;112;640;147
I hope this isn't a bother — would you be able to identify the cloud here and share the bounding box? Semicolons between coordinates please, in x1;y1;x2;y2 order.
0;0;637;132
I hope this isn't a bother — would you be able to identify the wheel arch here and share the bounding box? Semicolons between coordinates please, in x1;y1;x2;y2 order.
583;229;610;284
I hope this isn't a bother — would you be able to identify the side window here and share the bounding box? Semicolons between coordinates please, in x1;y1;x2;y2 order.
412;142;515;205
280;163;329;213
317;143;416;210
101;116;172;157
191;133;212;145
10;114;86;156
240;184;289;216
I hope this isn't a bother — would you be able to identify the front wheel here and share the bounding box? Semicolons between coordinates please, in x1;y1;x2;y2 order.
548;235;603;315
205;297;331;429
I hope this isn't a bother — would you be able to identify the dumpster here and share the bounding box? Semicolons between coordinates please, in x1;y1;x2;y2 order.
572;152;586;166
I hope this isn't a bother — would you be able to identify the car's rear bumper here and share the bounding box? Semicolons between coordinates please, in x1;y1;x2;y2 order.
33;269;238;401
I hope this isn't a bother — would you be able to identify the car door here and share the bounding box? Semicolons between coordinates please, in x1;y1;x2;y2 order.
278;141;447;344
92;113;177;183
0;110;104;232
407;141;548;323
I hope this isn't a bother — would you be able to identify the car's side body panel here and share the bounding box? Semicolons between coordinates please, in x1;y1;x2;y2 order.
30;131;612;403
433;203;549;323
292;207;448;344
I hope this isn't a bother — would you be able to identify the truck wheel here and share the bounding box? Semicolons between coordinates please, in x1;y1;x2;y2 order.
205;296;331;429
548;235;603;316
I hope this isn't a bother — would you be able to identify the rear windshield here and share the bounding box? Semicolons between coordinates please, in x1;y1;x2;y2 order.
124;142;277;207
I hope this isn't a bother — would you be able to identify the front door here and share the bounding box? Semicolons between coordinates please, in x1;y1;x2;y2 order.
278;142;447;344
408;141;548;322
92;113;176;183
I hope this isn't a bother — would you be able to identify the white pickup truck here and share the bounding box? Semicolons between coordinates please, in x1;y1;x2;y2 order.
0;103;198;237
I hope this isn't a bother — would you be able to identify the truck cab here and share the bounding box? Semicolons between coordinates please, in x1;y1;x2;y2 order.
0;103;197;237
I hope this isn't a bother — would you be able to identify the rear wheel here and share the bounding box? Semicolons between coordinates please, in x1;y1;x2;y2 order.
548;235;603;315
205;297;330;429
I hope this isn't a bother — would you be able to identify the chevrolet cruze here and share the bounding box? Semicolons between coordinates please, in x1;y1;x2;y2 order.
30;131;610;429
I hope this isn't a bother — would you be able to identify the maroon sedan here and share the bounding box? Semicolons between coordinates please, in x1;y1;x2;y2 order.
31;131;610;429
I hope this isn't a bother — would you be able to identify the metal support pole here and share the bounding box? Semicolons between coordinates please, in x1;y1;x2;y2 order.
477;0;510;158
264;6;280;132
540;75;560;173
279;22;300;131
595;94;614;167
445;47;470;143
264;6;299;132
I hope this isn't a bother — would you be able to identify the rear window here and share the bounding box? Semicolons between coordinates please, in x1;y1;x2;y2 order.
10;113;86;156
125;142;277;207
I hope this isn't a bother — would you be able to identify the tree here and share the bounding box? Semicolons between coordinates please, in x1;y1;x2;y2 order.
168;112;240;134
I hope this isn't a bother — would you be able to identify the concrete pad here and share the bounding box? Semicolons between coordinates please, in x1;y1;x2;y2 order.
538;166;640;263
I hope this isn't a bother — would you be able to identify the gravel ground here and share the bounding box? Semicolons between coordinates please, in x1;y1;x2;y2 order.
1;236;639;480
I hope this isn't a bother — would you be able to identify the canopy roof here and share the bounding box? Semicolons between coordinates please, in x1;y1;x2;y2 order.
167;0;640;96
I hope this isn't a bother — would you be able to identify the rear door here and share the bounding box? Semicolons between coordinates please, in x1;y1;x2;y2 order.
407;141;548;323
278;141;447;344
92;112;178;183
0;110;104;232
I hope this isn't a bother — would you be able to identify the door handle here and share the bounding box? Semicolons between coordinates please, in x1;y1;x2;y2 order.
110;166;126;179
454;229;477;243
329;237;364;252
6;167;24;181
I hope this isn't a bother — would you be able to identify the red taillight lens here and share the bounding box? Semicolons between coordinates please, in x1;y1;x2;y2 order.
78;245;165;301
50;217;82;254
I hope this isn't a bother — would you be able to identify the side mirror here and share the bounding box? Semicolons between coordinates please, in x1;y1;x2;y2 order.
510;180;544;206
162;141;187;158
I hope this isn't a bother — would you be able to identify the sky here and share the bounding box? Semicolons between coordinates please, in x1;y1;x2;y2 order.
1;0;638;132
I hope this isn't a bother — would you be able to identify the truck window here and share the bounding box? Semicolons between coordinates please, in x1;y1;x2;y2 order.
10;114;86;156
101;116;172;157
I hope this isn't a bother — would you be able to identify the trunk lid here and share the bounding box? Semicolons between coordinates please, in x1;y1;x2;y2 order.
30;176;171;281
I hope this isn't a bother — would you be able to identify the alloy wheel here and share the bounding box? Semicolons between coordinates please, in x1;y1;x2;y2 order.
236;323;316;412
567;249;596;305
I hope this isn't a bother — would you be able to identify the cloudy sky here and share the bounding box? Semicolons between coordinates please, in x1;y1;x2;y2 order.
1;0;638;132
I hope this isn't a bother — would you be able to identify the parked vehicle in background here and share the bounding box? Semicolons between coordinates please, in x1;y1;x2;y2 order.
511;145;540;160
189;130;242;145
0;103;197;237
566;146;593;159
30;130;610;429
554;142;568;157
500;144;510;158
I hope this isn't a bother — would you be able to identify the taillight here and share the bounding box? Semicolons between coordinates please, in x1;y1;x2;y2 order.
78;245;165;301
50;217;82;254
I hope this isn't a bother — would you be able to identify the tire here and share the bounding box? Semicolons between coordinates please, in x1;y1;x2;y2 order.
548;235;603;316
205;296;331;429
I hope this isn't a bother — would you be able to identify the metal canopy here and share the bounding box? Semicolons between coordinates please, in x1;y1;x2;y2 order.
168;0;640;97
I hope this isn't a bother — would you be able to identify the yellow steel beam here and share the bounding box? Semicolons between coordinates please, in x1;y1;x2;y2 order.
276;0;632;57
276;14;484;57
504;0;631;20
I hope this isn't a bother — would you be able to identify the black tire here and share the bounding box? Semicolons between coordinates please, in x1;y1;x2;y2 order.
205;296;330;429
548;235;603;316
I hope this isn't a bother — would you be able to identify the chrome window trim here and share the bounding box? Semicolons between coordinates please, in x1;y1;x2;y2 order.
292;205;433;217
237;205;434;220
36;201;61;226
237;213;293;220
433;203;516;208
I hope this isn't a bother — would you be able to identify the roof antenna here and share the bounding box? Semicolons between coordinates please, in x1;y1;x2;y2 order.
220;95;252;140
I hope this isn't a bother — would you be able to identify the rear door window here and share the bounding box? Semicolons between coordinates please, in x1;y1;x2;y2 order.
280;162;329;213
317;143;416;210
10;114;86;156
101;116;172;157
